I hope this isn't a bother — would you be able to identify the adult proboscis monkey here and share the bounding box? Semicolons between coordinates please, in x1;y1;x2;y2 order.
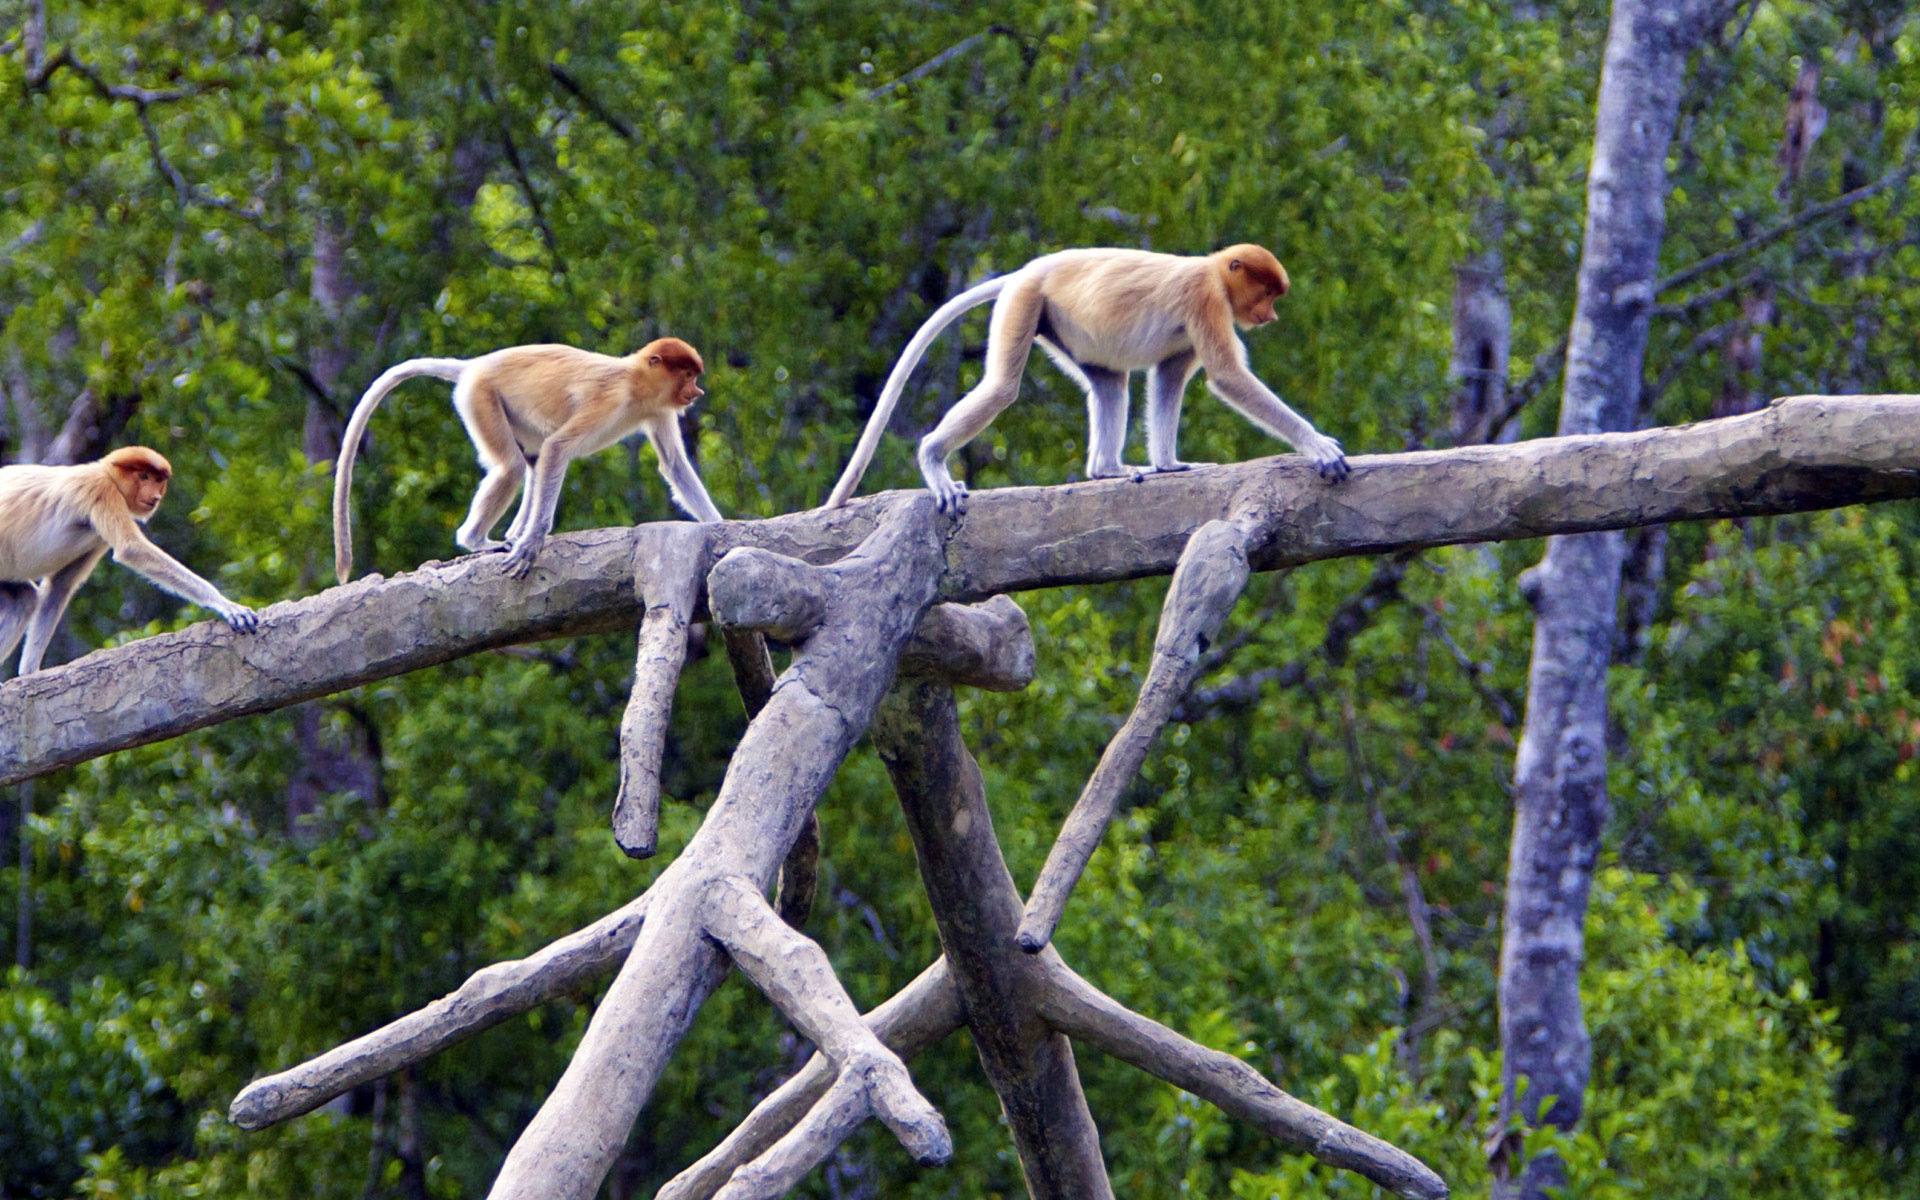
825;244;1348;513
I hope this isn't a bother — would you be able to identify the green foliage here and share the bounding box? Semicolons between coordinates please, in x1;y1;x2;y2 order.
0;971;192;1198
1617;509;1920;1169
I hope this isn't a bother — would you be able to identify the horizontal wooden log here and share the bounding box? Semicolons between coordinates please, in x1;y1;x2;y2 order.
4;394;1916;785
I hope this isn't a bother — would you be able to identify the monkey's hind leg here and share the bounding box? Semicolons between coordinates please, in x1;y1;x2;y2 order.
0;581;36;676
1079;364;1134;479
452;379;529;554
916;275;1046;515
499;453;539;547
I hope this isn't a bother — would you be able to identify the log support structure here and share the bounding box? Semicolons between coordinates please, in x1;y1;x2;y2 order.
12;395;1920;1199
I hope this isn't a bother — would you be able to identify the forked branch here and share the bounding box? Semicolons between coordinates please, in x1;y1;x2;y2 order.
704;876;952;1181
682;594;1446;1199
656;961;963;1200
488;499;951;1199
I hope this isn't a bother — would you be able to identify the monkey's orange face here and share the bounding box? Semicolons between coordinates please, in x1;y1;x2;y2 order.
674;371;705;408
1226;255;1290;328
114;465;169;518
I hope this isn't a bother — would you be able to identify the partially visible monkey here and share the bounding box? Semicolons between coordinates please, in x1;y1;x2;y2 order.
0;447;260;677
825;244;1348;513
333;338;723;583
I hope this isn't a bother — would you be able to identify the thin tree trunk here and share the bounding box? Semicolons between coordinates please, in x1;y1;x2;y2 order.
1494;3;1712;1197
288;217;380;835
1450;241;1512;446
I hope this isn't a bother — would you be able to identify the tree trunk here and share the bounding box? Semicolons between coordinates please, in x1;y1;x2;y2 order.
1494;3;1712;1197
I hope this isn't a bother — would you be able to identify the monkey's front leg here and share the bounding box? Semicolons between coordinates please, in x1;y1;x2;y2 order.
1141;350;1214;477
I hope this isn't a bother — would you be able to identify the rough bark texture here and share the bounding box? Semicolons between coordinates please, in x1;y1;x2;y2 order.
6;393;1919;788
1494;4;1713;1197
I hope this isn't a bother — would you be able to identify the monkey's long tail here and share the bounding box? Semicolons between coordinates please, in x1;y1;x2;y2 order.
823;276;1007;509
332;357;468;584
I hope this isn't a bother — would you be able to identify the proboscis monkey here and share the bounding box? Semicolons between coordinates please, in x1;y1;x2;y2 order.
826;244;1348;513
333;338;722;582
0;446;259;677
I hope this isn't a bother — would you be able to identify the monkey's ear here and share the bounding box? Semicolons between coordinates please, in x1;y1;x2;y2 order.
648;354;663;367
1228;258;1242;272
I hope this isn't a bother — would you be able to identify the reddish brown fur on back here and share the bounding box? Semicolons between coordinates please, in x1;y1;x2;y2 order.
103;446;173;480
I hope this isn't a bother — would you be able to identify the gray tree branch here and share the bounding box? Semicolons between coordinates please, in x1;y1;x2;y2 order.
7;393;1919;788
229;892;653;1128
1037;957;1443;1198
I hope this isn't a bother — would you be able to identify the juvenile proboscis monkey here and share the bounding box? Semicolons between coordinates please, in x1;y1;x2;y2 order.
825;243;1349;513
0;447;260;677
333;338;723;583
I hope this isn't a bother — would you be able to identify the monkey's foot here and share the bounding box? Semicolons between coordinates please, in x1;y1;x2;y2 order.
1135;460;1215;480
501;535;544;578
1316;455;1351;483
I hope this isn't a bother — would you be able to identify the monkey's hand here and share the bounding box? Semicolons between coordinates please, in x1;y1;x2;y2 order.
216;603;261;634
925;474;969;516
502;533;544;578
1302;432;1349;483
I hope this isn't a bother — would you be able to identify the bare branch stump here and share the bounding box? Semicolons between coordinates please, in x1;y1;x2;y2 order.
1036;958;1445;1198
230;892;653;1128
614;523;713;857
